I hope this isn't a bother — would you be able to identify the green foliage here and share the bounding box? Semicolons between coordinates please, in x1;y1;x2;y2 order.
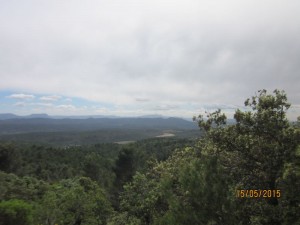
0;199;33;225
114;148;138;183
195;90;299;186
171;156;233;225
193;108;227;132
0;143;122;187
114;172;162;224
0;128;199;147
0;143;21;173
0;171;49;202
113;146;236;225
194;89;300;224
36;177;113;225
111;148;194;224
279;147;300;225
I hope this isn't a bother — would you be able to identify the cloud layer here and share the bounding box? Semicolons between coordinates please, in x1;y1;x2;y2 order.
1;0;300;119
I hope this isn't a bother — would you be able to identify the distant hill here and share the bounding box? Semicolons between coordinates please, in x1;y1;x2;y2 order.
0;113;50;120
26;113;50;119
0;113;21;120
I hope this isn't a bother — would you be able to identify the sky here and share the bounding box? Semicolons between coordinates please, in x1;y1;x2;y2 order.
0;0;300;119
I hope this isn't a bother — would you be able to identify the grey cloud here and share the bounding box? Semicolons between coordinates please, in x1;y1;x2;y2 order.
56;104;76;110
33;103;54;107
135;98;150;102
152;104;180;111
0;0;300;119
14;102;26;107
40;95;61;101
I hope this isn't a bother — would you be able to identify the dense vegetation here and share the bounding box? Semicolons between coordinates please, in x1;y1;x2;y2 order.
0;90;299;224
0;137;195;224
0;129;200;147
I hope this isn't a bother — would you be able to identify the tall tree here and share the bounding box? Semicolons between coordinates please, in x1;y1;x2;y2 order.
194;89;300;224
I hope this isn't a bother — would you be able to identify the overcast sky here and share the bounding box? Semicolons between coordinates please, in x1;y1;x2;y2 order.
0;0;299;119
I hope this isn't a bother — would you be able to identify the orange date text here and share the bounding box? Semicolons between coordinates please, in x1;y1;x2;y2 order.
236;189;281;198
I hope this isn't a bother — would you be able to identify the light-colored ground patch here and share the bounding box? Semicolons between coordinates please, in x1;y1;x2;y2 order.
155;133;175;138
115;140;136;144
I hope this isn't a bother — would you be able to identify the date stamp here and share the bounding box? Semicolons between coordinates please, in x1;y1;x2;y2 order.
236;189;281;198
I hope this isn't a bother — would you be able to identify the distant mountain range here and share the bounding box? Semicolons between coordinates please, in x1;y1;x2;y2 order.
0;113;199;135
0;113;118;120
0;113;172;120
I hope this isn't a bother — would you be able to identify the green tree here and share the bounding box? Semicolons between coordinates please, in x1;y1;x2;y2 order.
113;148;138;193
83;152;103;181
0;199;33;225
0;143;21;173
279;144;300;225
37;177;112;225
114;145;235;225
194;89;300;224
112;148;194;225
162;156;234;225
0;171;48;202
